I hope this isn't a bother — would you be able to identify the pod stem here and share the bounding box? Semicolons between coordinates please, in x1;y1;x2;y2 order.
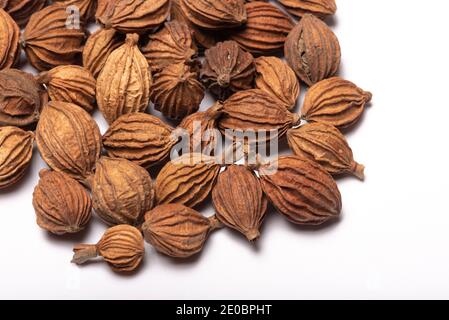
351;162;365;181
71;244;98;265
208;215;223;231
245;229;261;242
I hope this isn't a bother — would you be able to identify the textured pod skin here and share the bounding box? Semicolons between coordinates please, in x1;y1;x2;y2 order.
0;9;19;70
201;41;255;100
37;65;96;113
301;77;373;129
287;123;365;179
278;0;336;19
151;63;204;120
255;56;299;110
53;0;97;21
103;113;178;168
285;14;340;86
229;2;294;55
36;101;101;183
22;4;87;72
0;126;33;189
258;155;341;225
212;165;267;241
72;225;144;272
0;0;46;27
32;170;92;235
96;33;151;124
180;0;247;30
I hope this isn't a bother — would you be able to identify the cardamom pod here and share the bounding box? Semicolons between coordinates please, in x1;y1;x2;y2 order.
278;0;337;19
1;0;46;27
0;9;19;70
53;0;97;21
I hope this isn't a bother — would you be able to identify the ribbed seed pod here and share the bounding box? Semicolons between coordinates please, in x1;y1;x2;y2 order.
103;113;178;168
96;33;151;124
142;203;222;258
53;0;97;21
278;0;337;19
1;0;46;27
36;101;101;183
0;126;33;189
285;14;340;86
257;155;341;225
201;41;255;100
32;170;92;235
72;225;144;273
95;0;109;21
151;63;204;120
0;9;19;70
255;56;299;110
36;65;96;113
301;77;373;129
229;2;294;55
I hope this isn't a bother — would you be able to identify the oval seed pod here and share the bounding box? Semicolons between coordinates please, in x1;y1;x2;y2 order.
96;33;151;124
91;157;155;226
103;113;178;168
72;225;144;273
0;126;33;189
32;170;92;235
278;0;337;19
301;77;373;129
285;14;341;86
36;101;101;183
53;0;97;21
142;204;222;258
0;9;20;70
1;0;46;27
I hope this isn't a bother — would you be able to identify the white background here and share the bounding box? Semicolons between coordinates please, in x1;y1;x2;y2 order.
1;0;449;299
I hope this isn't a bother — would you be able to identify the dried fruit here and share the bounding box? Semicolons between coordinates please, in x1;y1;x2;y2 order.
142;203;222;258
36;101;101;183
278;0;337;19
72;225;144;272
0;9;19;70
301;77;373;129
32;169;92;235
1;0;46;27
284;13;340;86
96;33;151;124
0;126;33;189
53;0;97;21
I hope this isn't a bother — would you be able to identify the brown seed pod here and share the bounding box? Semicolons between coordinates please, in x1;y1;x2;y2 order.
0;126;33;189
1;0;46;27
301;77;373;129
22;4;87;72
0;9;19;70
200;40;255;100
229;1;294;55
36;65;96;113
90;157;155;226
52;0;97;21
151;63;204;120
142;203;222;258
255;56;299;110
285;14;341;86
32;169;92;235
103;112;178;168
95;0;109;21
278;0;337;19
36;101;101;183
257;155;341;225
96;33;151;124
72;225;144;273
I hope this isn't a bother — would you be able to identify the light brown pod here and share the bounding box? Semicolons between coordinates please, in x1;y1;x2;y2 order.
96;33;151;124
0;9;19;70
103;113;178;168
142;203;221;258
301;77;373;129
1;0;46;27
32;170;92;235
53;0;97;21
151;63;204;120
201;41;255;100
285;14;340;86
0;126;33;189
278;0;336;19
36;65;96;113
257;155;341;225
36;101;101;183
72;225;144;273
255;56;299;110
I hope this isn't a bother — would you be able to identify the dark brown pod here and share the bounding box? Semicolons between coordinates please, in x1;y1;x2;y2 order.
0;8;19;70
278;0;337;19
1;0;46;27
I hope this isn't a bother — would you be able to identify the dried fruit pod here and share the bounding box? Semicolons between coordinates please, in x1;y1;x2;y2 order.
257;155;341;225
36;101;101;183
0;126;33;189
96;33;151;124
180;0;247;30
278;0;336;19
151;63;204;120
229;1;294;55
1;0;46;27
53;0;97;21
142;203;221;258
103;113;178;168
201;41;255;100
36;65;96;113
0;9;19;70
72;225;144;273
22;4;87;71
32;170;92;235
285;14;340;86
301;77;373;129
255;56;299;110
